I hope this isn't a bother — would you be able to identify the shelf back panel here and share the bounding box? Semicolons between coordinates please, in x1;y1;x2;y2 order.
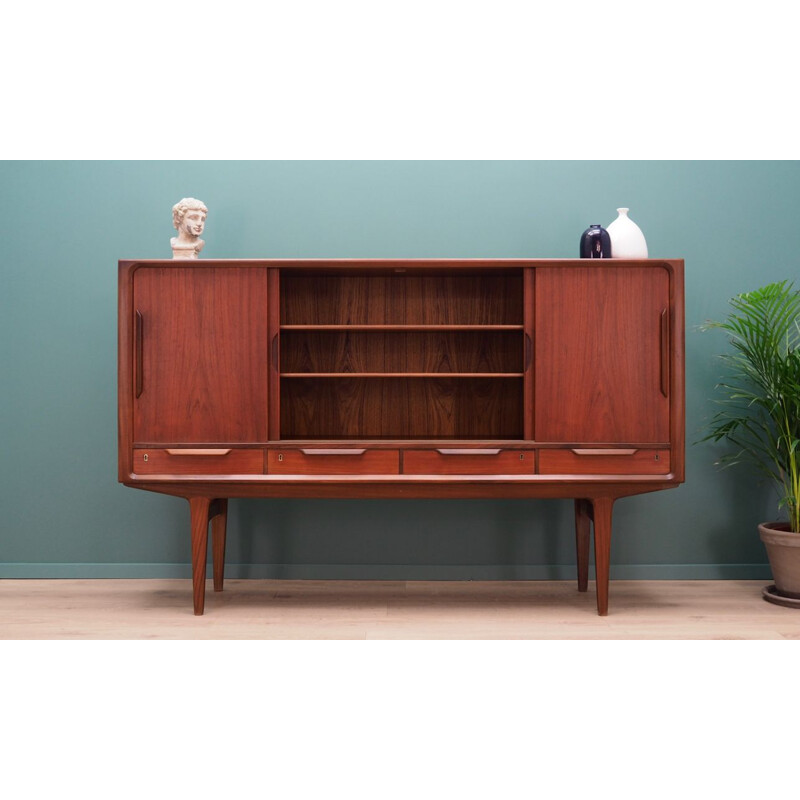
280;274;524;326
281;330;523;374
280;377;523;439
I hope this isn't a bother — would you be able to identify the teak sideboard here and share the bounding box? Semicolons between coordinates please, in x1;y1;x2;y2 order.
118;259;685;615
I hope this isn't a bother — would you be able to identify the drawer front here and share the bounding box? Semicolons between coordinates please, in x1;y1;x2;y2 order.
403;449;535;475
267;449;400;474
538;449;671;475
133;448;264;475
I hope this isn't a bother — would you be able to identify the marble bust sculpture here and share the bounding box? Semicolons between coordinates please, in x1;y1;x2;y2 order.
171;198;207;259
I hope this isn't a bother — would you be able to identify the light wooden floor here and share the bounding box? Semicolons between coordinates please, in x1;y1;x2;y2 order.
2;578;800;639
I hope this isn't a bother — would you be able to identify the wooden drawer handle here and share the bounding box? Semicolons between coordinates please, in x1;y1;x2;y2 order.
165;449;233;456
436;449;502;456
300;448;367;455
570;449;638;456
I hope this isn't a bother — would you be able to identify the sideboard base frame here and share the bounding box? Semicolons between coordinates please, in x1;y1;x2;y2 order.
123;480;677;616
118;259;685;617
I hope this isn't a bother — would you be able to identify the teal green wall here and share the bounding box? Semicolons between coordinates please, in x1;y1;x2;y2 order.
2;160;797;579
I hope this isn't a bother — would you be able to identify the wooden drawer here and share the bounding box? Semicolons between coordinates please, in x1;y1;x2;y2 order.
133;448;264;475
267;449;400;474
403;449;535;475
538;449;671;475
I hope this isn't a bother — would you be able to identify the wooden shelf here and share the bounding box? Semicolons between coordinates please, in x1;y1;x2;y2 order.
280;324;524;331
281;374;523;439
280;372;525;378
280;273;524;327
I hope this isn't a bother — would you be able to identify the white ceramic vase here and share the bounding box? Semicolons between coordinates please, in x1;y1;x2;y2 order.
606;207;648;258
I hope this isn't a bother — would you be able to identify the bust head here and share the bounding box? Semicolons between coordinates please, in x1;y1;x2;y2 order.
172;197;207;239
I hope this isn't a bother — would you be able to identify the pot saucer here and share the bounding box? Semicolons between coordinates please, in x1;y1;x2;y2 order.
762;584;800;609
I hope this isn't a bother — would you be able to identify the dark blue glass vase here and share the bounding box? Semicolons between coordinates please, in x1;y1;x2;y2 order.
579;224;611;258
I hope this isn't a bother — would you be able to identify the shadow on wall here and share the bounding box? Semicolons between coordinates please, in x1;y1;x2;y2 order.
229;497;573;580
702;449;778;567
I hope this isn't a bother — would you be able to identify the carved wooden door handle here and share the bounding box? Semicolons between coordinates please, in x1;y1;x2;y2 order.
134;310;143;398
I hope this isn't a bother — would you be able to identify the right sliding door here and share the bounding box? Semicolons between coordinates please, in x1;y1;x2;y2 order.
534;265;670;444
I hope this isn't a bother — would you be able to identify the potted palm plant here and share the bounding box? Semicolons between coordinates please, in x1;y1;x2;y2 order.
702;281;800;607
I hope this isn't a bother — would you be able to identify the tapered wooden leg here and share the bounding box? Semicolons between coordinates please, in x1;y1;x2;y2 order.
591;497;615;616
211;498;228;593
574;499;591;592
189;497;211;616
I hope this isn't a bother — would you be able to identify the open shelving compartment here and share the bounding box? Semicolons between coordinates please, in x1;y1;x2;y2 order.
278;268;528;440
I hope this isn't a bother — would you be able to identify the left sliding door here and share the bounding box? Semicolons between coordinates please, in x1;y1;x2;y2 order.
132;266;269;444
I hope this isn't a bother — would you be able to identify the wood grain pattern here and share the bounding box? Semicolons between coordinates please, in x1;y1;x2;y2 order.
280;373;524;378
133;449;264;475
660;308;669;397
268;449;400;474
133;267;268;443
669;263;686;483
128;476;681;501
403;449;535;474
134;310;143;398
118;258;686;617
211;498;228;593
280;324;523;331
524;268;535;440
268;268;281;441
281;274;523;325
189;497;210;615
280;330;523;374
592;497;615;616
539;449;671;475
574;499;591;592
118;263;135;482
280;377;523;439
534;266;670;443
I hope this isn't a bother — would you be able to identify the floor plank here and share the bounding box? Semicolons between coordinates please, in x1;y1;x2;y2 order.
1;579;799;640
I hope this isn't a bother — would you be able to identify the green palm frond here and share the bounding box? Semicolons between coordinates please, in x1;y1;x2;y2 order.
700;281;800;532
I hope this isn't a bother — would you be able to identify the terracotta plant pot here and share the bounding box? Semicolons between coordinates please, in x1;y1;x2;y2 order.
759;522;800;606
